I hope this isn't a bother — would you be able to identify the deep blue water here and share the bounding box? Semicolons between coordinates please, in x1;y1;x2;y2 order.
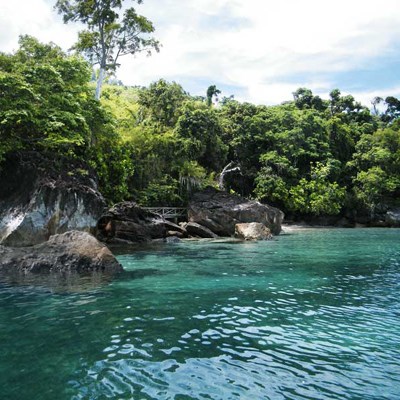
0;228;399;399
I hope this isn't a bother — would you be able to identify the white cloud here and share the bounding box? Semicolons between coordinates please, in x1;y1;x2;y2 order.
347;85;400;109
122;0;400;103
0;0;79;52
1;0;400;104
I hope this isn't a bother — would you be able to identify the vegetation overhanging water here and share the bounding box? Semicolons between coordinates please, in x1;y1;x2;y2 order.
0;228;399;399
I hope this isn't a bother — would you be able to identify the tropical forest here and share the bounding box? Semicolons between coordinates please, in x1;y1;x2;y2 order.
1;34;399;221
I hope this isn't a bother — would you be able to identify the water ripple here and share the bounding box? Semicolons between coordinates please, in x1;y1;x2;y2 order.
1;228;400;400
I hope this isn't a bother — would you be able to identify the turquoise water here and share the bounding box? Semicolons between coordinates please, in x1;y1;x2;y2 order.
1;228;399;400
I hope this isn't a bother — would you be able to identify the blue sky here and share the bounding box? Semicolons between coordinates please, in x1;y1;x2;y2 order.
1;0;400;107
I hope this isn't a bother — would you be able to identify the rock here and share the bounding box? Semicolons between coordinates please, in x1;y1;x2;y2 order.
0;153;106;247
186;222;218;238
164;220;188;237
0;231;123;274
235;222;273;240
386;209;400;227
97;202;167;243
97;203;188;243
188;187;284;236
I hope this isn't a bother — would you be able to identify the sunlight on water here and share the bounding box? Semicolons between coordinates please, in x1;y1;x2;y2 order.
0;228;399;399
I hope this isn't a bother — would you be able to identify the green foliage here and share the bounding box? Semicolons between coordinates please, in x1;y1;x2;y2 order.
351;125;400;209
0;36;91;160
175;104;228;172
2;39;398;218
293;87;327;111
206;85;221;107
382;96;400;123
138;79;188;127
89;134;134;203
255;171;290;204
0;36;134;204
136;175;181;206
286;161;346;216
101;84;140;140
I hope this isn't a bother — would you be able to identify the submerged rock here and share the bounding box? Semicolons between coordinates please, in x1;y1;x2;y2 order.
188;187;284;236
0;230;122;274
235;222;273;240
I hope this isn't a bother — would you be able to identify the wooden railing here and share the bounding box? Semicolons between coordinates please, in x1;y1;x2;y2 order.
142;207;187;219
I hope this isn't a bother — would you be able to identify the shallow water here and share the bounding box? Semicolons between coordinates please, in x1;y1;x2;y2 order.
1;228;399;399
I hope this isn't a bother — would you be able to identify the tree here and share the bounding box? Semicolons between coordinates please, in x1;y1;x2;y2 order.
55;0;160;100
293;87;313;109
175;104;228;171
287;162;346;215
138;79;188;128
0;36;134;203
206;85;221;107
382;96;400;123
0;36;92;159
371;96;383;116
351;125;400;210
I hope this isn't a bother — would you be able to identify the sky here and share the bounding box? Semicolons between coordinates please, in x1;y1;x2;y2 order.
1;0;400;107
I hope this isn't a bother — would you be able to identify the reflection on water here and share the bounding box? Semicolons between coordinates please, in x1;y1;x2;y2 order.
0;270;116;293
0;228;399;399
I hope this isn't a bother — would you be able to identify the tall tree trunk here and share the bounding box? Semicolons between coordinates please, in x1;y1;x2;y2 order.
95;67;105;100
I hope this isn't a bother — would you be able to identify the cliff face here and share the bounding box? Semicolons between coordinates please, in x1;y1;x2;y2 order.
0;153;106;247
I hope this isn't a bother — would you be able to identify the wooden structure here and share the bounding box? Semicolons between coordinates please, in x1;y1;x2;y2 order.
142;207;187;220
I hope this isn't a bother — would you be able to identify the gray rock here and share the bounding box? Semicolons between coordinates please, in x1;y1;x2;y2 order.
0;156;105;247
235;222;273;240
186;222;218;238
386;209;400;227
0;230;123;274
0;184;105;247
188;187;284;236
97;202;167;243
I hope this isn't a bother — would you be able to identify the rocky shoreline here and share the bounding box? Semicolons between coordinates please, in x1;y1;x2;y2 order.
0;182;286;281
0;158;398;282
96;187;284;244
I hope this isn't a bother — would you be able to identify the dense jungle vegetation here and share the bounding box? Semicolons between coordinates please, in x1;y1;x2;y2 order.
1;37;399;220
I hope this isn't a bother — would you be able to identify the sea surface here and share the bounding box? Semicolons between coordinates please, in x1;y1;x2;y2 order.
0;228;399;400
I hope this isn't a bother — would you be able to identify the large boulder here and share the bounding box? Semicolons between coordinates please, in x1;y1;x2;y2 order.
235;222;273;240
188;187;284;236
97;202;186;243
0;231;122;274
0;154;106;247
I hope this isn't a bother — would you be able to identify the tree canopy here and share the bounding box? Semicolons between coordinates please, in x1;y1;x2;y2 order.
0;36;133;202
1;36;399;218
